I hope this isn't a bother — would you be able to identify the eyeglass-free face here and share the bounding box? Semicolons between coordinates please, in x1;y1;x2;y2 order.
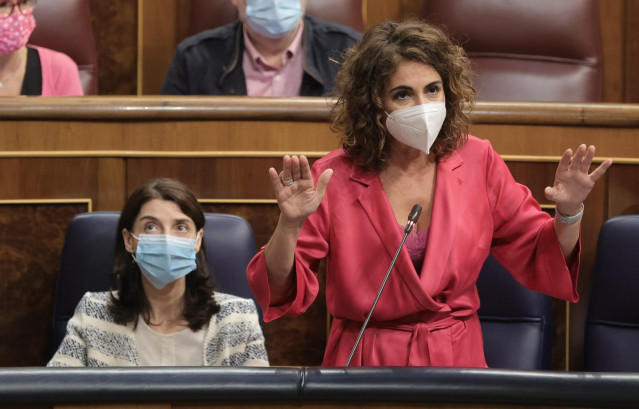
0;0;37;19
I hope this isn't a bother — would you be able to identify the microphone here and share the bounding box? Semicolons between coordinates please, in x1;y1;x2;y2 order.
345;204;422;366
405;203;422;234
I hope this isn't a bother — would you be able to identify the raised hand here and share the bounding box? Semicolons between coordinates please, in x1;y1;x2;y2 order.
268;155;333;227
544;145;612;215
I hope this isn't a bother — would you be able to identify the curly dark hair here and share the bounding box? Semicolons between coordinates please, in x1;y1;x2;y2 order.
108;178;219;331
331;20;475;172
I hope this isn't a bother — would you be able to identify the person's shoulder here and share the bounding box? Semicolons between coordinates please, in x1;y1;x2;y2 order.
446;135;504;173
314;149;349;165
312;149;352;171
176;21;241;53
77;292;124;327
80;291;110;302
303;15;362;42
29;45;78;69
463;134;492;149
73;292;112;317
214;292;258;313
456;135;495;159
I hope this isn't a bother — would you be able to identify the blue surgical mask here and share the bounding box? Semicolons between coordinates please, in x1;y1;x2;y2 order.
131;231;201;289
245;0;302;39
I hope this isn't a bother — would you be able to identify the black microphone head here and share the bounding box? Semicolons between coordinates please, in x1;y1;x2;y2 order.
404;204;422;234
408;204;422;224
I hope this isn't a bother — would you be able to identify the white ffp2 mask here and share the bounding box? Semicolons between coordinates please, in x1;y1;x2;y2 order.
385;102;446;154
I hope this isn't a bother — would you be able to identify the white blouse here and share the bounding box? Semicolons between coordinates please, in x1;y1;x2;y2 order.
135;316;205;366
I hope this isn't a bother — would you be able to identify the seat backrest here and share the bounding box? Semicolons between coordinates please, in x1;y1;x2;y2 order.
477;254;554;370
584;215;639;371
422;0;602;102
187;0;365;37
30;0;98;95
51;211;259;355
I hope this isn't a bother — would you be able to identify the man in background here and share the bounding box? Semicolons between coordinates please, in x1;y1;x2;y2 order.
160;0;361;96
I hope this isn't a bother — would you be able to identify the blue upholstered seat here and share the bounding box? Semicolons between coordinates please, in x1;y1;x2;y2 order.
477;254;554;370
584;215;639;371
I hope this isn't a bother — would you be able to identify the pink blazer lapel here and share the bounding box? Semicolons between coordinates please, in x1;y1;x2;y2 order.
421;153;465;296
351;162;461;312
350;169;401;264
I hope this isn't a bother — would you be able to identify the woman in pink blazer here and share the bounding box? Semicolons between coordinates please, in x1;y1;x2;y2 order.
247;20;612;367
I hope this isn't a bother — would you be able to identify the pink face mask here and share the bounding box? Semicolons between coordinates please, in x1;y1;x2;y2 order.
0;12;36;56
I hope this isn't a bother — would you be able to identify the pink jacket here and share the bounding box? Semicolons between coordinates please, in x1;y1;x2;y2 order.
247;136;579;367
30;45;83;96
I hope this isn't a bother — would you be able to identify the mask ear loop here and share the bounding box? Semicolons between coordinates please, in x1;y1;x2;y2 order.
194;229;203;254
127;231;140;264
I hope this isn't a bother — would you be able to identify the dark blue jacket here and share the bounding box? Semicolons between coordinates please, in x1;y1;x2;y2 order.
160;15;361;96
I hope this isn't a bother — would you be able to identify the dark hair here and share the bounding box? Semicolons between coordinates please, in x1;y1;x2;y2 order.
331;20;475;172
108;178;219;330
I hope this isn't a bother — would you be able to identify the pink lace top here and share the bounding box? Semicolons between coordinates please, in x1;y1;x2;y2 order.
401;224;430;275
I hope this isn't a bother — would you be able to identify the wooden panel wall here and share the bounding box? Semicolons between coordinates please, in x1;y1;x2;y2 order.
88;0;138;95
137;0;182;96
625;0;639;102
0;203;89;366
1;98;638;370
365;0;426;24
599;0;626;102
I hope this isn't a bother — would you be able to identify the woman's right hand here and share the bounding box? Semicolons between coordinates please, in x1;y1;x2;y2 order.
268;155;333;228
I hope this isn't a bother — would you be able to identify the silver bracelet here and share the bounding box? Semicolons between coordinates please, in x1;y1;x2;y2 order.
556;203;584;225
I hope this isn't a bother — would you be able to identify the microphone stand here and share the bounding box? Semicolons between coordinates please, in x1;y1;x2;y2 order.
345;205;422;367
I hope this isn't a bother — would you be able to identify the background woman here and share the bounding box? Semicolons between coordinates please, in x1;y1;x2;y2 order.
0;0;83;96
247;20;612;367
49;178;268;366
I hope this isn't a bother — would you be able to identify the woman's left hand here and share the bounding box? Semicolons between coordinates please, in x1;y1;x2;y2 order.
544;144;613;215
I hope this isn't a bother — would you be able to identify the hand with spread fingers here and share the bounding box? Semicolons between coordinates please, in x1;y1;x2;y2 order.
268;154;333;228
544;144;613;215
544;144;612;262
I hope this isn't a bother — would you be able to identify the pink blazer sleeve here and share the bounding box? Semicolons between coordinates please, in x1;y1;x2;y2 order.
485;144;580;302
247;160;332;322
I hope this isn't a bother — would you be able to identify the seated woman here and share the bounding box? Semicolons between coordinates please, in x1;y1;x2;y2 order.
49;178;268;366
0;0;83;96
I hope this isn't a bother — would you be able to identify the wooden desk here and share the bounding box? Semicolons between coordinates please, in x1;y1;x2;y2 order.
1;97;637;369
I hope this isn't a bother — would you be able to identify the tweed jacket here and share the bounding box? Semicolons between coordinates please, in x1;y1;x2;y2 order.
48;291;268;367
